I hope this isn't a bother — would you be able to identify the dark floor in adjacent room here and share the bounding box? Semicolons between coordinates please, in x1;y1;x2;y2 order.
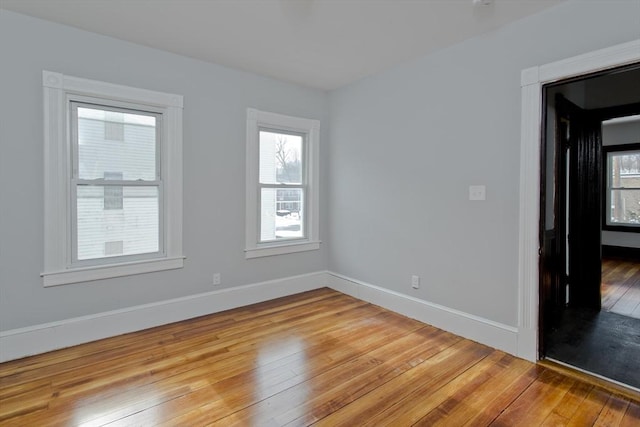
546;307;640;389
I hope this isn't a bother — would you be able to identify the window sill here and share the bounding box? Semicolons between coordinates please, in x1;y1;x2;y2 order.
41;256;185;287
245;241;321;259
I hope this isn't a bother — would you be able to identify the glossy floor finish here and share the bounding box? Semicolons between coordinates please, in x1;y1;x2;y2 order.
602;258;640;320
1;289;639;426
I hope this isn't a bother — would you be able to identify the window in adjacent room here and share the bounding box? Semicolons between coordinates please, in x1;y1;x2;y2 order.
42;71;184;286
604;143;640;232
245;109;320;258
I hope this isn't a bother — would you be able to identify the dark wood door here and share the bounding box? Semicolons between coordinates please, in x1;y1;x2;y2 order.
539;95;570;352
566;100;602;310
540;95;604;357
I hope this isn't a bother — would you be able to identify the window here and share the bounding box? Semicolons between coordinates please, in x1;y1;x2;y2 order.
42;71;184;286
259;130;304;242
604;143;640;232
72;104;159;262
246;109;320;258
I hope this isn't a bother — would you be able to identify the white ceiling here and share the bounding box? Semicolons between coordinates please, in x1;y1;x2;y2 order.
1;0;566;90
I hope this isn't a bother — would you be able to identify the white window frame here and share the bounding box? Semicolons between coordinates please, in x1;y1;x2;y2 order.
42;70;184;287
245;108;320;258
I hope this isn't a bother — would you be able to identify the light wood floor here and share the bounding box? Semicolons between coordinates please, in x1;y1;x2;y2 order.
602;258;640;319
1;288;639;426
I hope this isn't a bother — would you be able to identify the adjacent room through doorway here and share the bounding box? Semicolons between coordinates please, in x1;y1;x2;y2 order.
539;64;640;390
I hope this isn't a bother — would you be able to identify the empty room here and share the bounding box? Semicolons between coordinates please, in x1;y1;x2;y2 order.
1;0;639;425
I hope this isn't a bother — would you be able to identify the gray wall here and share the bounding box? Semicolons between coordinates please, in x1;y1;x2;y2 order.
603;118;640;147
2;1;639;334
0;10;329;331
327;0;640;326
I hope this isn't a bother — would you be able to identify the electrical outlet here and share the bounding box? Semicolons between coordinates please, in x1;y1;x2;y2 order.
213;273;221;286
411;275;420;289
469;185;486;201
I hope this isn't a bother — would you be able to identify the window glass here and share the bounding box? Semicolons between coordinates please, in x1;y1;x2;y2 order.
259;130;303;184
260;188;304;241
76;186;159;260
258;129;305;243
73;103;162;263
77;106;157;181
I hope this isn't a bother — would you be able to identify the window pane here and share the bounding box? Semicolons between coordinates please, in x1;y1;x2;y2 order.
260;188;304;241
77;106;157;181
609;189;640;225
259;130;303;184
77;186;159;260
609;151;640;187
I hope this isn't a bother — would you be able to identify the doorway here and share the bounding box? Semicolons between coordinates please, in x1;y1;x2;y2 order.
538;65;640;389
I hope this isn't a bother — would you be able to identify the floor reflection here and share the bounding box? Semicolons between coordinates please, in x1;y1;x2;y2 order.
72;392;164;426
248;336;309;425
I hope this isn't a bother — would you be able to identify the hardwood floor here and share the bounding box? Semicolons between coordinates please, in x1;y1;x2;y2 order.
1;288;639;426
602;257;640;319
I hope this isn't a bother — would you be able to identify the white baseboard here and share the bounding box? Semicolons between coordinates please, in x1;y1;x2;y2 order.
516;327;537;362
0;271;327;362
1;270;523;363
326;272;519;355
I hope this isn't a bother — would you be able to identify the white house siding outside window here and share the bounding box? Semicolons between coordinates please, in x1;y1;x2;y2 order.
74;104;161;261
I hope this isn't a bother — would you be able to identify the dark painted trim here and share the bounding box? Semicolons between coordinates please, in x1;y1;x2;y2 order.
602;245;640;260
593;102;640;121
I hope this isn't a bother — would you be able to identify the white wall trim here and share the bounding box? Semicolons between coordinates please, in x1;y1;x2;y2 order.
518;39;640;362
0;271;327;362
0;271;544;362
2;270;525;363
42;256;186;287
245;241;321;259
326;272;519;356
